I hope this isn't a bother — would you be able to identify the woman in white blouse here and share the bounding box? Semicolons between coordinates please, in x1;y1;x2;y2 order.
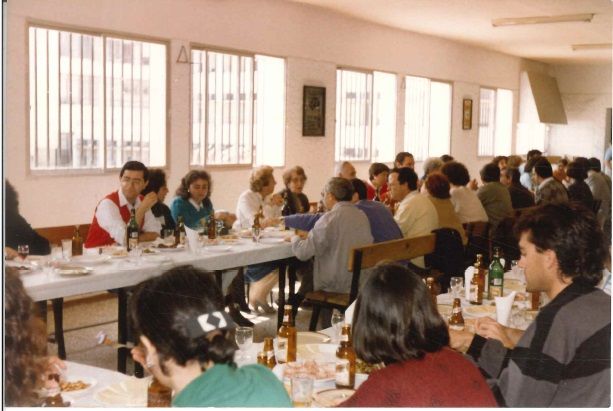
440;161;488;224
234;166;284;313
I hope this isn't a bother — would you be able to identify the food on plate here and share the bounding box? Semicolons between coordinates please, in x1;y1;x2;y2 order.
202;238;220;246
157;243;177;249
220;234;239;241
60;380;91;392
111;249;129;257
142;248;156;254
355;359;384;375
282;360;335;380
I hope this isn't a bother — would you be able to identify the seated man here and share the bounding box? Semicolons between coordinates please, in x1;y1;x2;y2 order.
500;167;534;209
533;157;569;205
450;203;610;407
476;163;513;233
335;161;357;180
85;161;161;248
291;178;373;299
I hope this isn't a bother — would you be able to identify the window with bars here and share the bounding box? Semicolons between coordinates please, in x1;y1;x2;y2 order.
478;87;513;156
191;50;285;167
335;69;396;162
28;26;167;171
403;76;452;162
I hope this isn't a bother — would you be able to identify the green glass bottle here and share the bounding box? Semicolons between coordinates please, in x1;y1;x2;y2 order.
488;247;504;299
126;209;139;252
175;216;186;246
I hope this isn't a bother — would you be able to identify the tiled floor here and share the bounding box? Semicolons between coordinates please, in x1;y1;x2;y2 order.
44;287;316;373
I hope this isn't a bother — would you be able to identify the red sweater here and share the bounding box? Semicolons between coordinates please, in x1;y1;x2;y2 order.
84;191;132;248
366;182;389;202
341;348;497;407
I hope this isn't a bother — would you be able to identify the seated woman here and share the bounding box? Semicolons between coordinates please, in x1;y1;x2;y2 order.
170;170;235;230
130;265;291;407
5;268;66;406
424;172;467;245
440;161;488;224
5;180;50;258
278;166;310;215
234;166;283;313
142;169;175;235
566;160;594;210
366;163;390;201
341;263;496;407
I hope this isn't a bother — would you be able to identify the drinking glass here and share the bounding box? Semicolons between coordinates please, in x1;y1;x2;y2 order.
449;277;464;298
162;229;175;246
235;326;254;360
252;227;262;243
331;309;344;342
216;220;225;237
61;239;72;260
130;245;143;265
291;374;314;407
17;244;29;261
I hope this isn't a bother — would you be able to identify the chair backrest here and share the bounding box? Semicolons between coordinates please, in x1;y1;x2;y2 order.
514;206;537;218
35;224;91;246
592;199;603;214
346;234;436;304
463;220;491;266
425;228;465;292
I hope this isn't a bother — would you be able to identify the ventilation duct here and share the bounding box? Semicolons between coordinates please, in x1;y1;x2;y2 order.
526;71;568;124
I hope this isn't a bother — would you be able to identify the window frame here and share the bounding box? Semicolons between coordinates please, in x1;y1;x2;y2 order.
335;66;398;164
477;86;513;158
189;43;286;169
26;21;170;176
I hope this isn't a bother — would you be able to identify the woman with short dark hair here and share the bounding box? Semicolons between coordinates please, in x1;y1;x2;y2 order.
341;264;496;407
566;161;594;209
130;265;291;407
424;173;467;244
142;169;175;233
279;166;310;214
440;162;488;224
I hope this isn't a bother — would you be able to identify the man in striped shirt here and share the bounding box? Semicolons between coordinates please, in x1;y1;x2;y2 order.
450;203;610;407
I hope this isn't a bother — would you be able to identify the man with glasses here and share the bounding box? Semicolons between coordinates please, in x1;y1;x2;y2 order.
85;161;161;248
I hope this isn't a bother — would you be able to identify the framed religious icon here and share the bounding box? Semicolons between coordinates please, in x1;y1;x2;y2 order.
462;98;473;130
303;86;326;136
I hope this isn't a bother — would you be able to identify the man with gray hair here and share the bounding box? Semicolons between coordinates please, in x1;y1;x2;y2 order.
291;177;373;324
334;161;357;180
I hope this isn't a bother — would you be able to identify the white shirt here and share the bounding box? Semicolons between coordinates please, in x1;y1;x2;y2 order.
94;190;161;246
189;198;203;211
233;190;282;230
449;186;489;224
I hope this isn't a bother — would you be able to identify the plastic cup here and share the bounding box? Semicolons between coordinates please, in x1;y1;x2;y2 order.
61;239;72;259
291;375;314;407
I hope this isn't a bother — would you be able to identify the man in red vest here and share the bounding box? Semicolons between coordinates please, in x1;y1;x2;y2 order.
85;161;161;249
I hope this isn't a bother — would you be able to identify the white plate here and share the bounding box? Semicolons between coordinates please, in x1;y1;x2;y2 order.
156;245;186;252
297;331;331;345
463;304;496;318
6;261;35;274
313;388;355;407
94;377;149;407
70;255;111;265
273;361;336;387
56;266;93;276
297;343;337;362
61;376;97;396
203;245;233;253
259;237;285;244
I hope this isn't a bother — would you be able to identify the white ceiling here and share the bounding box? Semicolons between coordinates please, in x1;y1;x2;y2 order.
290;0;613;65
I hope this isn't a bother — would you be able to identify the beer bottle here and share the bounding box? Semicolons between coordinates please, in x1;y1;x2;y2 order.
207;214;216;240
469;263;483;305
257;351;268;366
281;192;291;217
277;305;297;363
488;247;505;299
263;337;276;369
335;324;356;389
174;216;186;246
72;225;83;256
531;291;540;310
147;377;172;407
426;277;438;307
475;253;488;295
448;298;465;331
126;209;139;252
252;206;263;243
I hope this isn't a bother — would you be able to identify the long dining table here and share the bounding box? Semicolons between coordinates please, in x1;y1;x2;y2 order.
19;231;298;373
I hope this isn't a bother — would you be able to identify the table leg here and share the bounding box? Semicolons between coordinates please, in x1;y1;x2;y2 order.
116;288;128;374
277;261;287;329
52;298;66;360
214;270;223;290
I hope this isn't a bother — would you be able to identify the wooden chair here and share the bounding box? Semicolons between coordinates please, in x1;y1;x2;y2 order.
463;221;491;266
34;223;90;359
304;234;437;331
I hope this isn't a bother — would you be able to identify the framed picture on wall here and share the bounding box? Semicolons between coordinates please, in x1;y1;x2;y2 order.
462;98;473;130
303;86;326;136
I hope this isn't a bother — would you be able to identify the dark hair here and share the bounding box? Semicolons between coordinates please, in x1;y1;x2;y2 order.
350;178;368;200
391;167;418;191
352;263;449;365
130;265;236;373
425;172;451;199
480;163;500;183
142;169;167;196
325;177;354;202
368;163;390;181
504;167;521;185
395;152;413;166
120;160;149;181
526;149;542;160
514;204;606;286
493;156;508;167
5;180;19;217
441;161;470;186
557;157;569;167
282;166;307;187
566;161;588;181
5;268;47;406
440;154;454;163
176;170;213;202
533;157;553;179
588;157;602;172
524;156;540;173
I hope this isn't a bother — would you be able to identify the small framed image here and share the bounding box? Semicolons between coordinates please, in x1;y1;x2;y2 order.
462;98;473;130
302;86;326;136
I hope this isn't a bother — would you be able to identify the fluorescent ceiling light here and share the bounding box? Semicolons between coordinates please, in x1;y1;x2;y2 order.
492;13;594;27
571;43;612;51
